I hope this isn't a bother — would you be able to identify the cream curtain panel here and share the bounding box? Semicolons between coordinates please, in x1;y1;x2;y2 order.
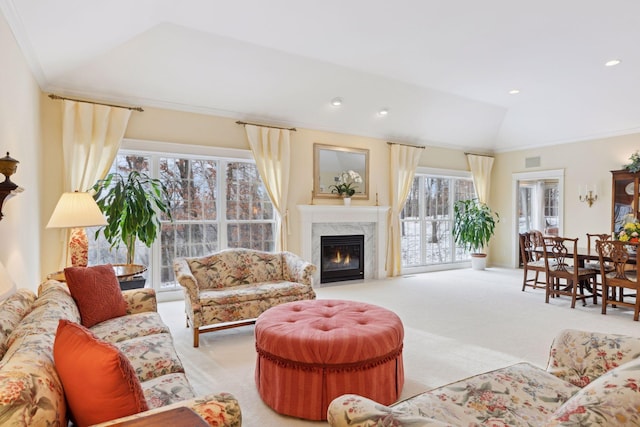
466;154;494;204
57;100;131;266
386;144;423;277
245;125;291;251
62;100;132;192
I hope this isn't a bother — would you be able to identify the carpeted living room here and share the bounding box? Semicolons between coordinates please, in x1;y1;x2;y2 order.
3;1;640;426
159;267;640;426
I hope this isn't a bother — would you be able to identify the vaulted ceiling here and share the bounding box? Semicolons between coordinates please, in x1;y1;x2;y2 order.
2;0;639;152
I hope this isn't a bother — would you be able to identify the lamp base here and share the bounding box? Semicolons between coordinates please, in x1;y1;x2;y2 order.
69;227;88;267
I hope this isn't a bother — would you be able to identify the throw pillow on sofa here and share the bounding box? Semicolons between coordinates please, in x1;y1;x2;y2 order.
64;264;127;327
53;319;148;426
549;356;640;425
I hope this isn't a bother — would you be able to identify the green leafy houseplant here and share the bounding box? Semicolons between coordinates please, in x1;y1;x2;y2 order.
92;171;172;265
453;199;499;254
330;170;362;197
625;151;640;173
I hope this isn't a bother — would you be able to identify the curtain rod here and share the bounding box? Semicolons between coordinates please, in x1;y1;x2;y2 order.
48;94;144;112
235;120;297;131
464;152;494;158
386;141;426;149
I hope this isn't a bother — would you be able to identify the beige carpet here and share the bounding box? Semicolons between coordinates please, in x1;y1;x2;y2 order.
157;267;640;426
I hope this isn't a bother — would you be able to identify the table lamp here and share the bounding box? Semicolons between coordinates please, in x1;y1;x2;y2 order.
46;191;108;267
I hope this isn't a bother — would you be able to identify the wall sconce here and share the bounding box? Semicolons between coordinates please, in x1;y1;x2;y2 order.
579;184;598;207
0;152;23;221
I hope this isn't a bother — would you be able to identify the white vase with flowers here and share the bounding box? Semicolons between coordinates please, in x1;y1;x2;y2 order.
330;170;362;206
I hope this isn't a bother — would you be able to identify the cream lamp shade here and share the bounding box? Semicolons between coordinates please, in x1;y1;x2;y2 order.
47;191;107;267
0;262;17;301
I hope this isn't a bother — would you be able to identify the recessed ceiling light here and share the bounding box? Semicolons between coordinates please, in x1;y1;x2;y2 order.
378;108;389;116
509;89;520;95
605;59;621;67
331;97;343;107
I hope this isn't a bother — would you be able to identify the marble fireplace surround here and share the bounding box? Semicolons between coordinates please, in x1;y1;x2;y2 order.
297;205;389;284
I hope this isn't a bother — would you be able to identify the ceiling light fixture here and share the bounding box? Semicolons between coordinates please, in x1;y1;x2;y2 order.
378;108;389;116
509;89;520;95
331;97;343;107
605;59;621;67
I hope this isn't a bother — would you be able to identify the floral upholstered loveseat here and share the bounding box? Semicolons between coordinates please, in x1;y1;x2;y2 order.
0;280;241;426
328;329;640;426
173;248;316;347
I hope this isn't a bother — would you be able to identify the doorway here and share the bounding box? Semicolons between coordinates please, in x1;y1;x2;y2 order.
512;169;565;267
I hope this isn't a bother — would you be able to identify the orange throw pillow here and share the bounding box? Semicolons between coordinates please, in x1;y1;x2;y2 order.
64;264;127;327
54;319;148;426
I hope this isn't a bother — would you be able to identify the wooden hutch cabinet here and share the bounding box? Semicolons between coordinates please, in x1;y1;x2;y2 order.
611;169;640;233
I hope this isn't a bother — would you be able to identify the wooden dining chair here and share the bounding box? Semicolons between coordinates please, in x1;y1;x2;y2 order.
597;240;640;320
519;232;546;291
542;236;598;308
585;233;612;270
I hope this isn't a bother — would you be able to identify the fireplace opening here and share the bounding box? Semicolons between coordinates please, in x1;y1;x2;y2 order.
320;234;364;283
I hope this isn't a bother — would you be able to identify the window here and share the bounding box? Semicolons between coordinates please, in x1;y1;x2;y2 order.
401;171;476;269
89;146;275;293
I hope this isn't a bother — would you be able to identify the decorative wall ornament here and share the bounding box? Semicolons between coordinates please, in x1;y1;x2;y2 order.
0;152;23;221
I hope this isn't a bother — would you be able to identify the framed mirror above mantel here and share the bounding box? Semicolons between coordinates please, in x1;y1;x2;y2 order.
313;143;369;199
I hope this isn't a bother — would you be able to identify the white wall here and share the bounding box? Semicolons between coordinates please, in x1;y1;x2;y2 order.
0;12;42;290
490;134;639;267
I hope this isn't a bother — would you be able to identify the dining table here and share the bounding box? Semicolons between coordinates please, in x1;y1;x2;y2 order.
529;244;638;302
529;246;637;268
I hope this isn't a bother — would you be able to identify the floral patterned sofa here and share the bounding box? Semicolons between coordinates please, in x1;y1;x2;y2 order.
328;329;640;426
0;280;241;426
173;248;316;347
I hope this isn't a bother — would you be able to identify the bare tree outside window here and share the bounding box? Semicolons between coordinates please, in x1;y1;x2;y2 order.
226;162;274;251
401;174;475;268
89;151;275;292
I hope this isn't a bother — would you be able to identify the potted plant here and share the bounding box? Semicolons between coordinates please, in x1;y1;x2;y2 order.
330;170;362;205
453;199;499;270
92;171;172;287
624;151;640;173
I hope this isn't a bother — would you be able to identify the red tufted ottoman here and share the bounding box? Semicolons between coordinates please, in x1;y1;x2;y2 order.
254;299;404;420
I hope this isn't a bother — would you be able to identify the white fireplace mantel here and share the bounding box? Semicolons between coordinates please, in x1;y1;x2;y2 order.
297;205;389;281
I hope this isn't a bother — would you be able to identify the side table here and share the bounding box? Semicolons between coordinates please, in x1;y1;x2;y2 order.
47;264;147;289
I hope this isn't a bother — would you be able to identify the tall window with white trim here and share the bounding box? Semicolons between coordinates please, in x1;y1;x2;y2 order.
88;149;275;292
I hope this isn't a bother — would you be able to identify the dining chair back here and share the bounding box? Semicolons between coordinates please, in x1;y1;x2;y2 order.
519;231;546;291
587;233;611;256
543;236;598;308
596;240;640;320
585;233;612;269
530;230;549;254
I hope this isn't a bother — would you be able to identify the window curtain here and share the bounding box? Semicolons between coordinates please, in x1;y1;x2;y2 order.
56;100;132;266
466;154;494;204
62;100;132;192
533;181;546;231
386;143;423;277
244;125;290;251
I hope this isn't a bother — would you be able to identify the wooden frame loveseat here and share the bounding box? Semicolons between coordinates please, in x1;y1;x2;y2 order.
173;248;316;347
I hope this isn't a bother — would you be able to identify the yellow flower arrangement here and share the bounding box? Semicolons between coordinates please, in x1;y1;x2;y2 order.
617;222;640;243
